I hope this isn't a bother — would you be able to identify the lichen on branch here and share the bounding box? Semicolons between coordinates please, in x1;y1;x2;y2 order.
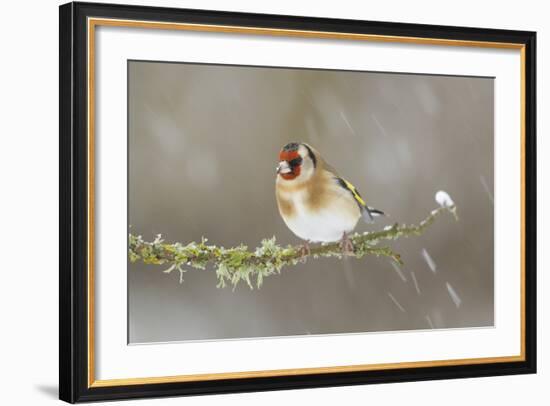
129;193;457;289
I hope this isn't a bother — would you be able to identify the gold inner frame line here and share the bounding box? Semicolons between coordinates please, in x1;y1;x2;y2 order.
87;17;527;388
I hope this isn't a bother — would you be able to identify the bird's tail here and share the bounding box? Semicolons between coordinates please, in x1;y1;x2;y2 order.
369;207;385;217
362;206;387;224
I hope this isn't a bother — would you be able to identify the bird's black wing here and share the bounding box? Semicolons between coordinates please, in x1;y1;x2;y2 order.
335;177;384;223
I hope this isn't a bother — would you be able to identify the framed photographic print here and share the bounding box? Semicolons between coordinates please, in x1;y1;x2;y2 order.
59;1;537;403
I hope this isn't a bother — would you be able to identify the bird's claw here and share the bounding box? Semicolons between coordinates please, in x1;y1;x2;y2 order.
299;242;311;263
340;233;355;256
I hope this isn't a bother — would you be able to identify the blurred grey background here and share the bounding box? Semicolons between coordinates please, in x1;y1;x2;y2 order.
128;60;494;344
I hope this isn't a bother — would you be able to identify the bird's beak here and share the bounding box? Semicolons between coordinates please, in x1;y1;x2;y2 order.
277;161;291;174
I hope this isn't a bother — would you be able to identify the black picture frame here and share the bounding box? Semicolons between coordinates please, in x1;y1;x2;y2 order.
59;1;537;403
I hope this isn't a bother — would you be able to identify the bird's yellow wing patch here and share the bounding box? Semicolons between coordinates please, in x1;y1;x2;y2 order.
338;178;367;207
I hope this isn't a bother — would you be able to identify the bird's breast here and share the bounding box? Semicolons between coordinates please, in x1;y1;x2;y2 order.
277;187;361;243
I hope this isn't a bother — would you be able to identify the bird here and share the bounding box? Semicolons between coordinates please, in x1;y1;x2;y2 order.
275;142;384;256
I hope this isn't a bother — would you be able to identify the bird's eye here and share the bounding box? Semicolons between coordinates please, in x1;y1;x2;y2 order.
288;157;303;167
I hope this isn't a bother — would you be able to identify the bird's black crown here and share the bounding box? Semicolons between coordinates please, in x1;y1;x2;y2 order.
282;142;300;152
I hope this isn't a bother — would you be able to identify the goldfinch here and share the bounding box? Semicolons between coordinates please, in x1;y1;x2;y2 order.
275;142;384;254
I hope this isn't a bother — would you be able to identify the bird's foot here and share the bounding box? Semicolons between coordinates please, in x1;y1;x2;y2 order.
340;232;355;256
298;241;311;263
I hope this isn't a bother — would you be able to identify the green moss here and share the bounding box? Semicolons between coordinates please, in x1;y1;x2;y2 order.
128;204;457;289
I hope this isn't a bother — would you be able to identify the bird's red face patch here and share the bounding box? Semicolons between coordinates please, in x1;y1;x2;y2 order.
278;150;301;180
280;168;300;180
279;150;299;162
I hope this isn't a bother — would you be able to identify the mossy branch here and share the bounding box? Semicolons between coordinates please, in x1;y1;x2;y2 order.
129;193;458;289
